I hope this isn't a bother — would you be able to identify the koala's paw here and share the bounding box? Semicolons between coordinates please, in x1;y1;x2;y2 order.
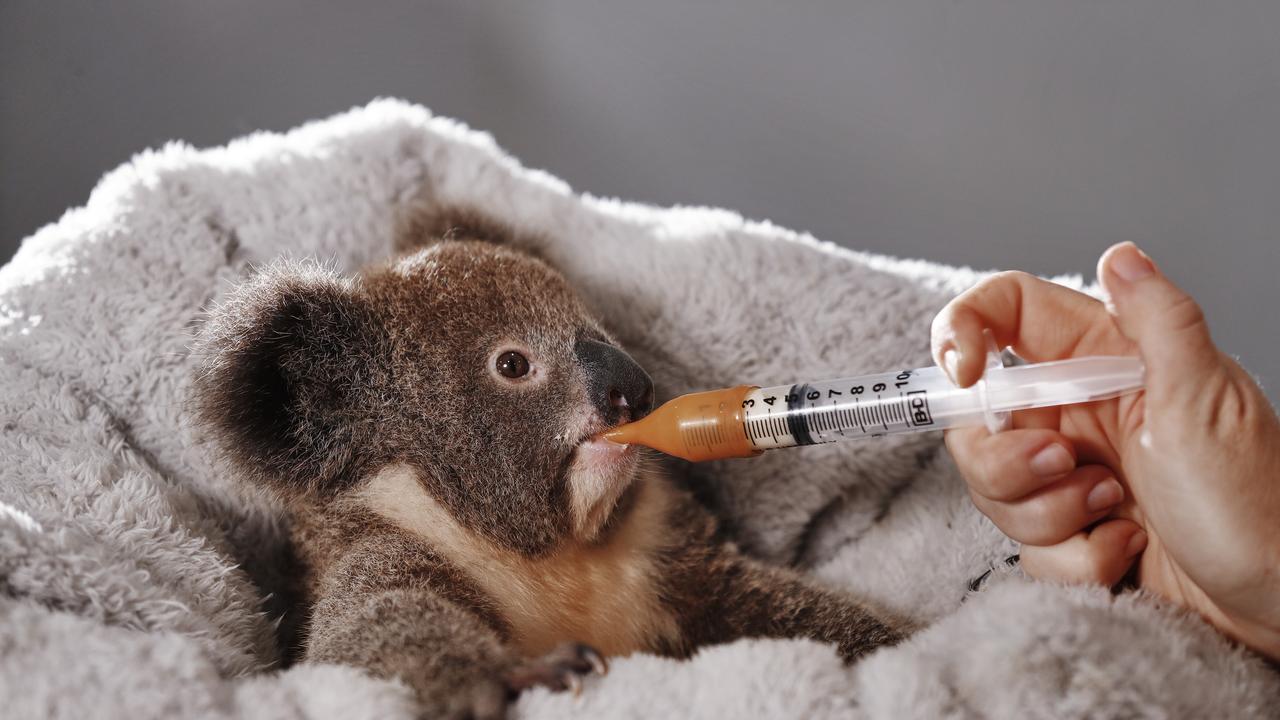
503;642;608;697
429;644;607;719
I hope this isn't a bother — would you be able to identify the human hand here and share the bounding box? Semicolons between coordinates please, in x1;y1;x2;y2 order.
931;242;1280;660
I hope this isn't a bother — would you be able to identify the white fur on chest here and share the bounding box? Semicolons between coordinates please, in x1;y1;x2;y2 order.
358;464;681;657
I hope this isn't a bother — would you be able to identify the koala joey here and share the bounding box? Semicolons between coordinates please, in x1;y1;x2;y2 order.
192;211;905;719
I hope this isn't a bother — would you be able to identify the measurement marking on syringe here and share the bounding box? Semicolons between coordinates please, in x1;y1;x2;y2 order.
884;396;901;427
746;387;941;444
746;410;795;446
750;385;940;444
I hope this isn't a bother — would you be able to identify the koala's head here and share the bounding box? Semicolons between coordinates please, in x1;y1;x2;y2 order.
193;241;654;554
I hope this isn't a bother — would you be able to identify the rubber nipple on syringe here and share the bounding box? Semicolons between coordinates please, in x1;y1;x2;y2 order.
602;385;761;462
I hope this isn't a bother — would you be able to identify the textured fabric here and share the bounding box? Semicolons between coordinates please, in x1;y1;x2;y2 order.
1;100;1274;719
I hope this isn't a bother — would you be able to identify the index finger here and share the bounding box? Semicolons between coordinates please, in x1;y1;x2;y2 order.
930;271;1123;388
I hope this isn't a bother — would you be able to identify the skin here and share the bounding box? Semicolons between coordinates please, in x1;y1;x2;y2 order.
193;217;904;719
931;241;1280;662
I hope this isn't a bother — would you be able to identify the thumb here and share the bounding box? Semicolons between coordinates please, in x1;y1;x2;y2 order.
1097;242;1221;400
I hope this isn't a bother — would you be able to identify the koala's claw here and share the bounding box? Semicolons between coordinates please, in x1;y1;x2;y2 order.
564;671;583;698
504;642;608;697
579;645;609;677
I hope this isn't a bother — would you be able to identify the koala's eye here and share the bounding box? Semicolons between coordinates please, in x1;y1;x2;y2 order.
495;351;531;379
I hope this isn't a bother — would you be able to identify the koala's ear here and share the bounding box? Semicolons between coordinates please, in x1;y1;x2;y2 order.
193;264;385;496
395;203;548;261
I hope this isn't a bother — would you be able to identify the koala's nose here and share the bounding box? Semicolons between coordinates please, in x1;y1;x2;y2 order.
574;338;655;425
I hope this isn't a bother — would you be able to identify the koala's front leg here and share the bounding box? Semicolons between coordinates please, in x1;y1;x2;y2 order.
672;547;907;662
304;539;603;719
307;585;512;718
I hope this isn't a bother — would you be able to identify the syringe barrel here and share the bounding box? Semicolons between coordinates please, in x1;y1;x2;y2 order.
604;353;1142;462
742;366;987;450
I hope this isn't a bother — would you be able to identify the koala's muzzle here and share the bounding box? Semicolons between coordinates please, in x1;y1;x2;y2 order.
574;339;654;425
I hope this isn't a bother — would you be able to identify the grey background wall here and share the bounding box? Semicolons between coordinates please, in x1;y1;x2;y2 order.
3;1;1277;397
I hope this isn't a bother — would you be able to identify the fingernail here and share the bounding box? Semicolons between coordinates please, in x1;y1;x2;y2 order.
1029;444;1074;477
1125;529;1148;557
943;348;961;386
1086;478;1125;513
1109;243;1155;283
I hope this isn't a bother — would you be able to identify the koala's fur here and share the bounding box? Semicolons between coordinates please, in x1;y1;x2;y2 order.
193;210;905;719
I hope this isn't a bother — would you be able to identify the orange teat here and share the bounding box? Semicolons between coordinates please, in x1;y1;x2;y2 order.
601;385;761;463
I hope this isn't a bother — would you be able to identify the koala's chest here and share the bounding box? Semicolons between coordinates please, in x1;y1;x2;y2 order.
359;466;681;658
459;521;680;657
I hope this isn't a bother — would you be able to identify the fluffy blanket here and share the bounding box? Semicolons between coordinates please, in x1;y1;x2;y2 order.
1;100;1275;719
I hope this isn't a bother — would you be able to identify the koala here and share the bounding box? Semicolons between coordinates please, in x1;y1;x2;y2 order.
192;212;905;719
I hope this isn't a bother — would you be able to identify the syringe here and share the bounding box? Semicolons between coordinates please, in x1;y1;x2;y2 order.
602;352;1144;462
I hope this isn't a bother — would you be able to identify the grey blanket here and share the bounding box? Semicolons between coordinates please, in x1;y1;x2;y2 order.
1;100;1275;719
